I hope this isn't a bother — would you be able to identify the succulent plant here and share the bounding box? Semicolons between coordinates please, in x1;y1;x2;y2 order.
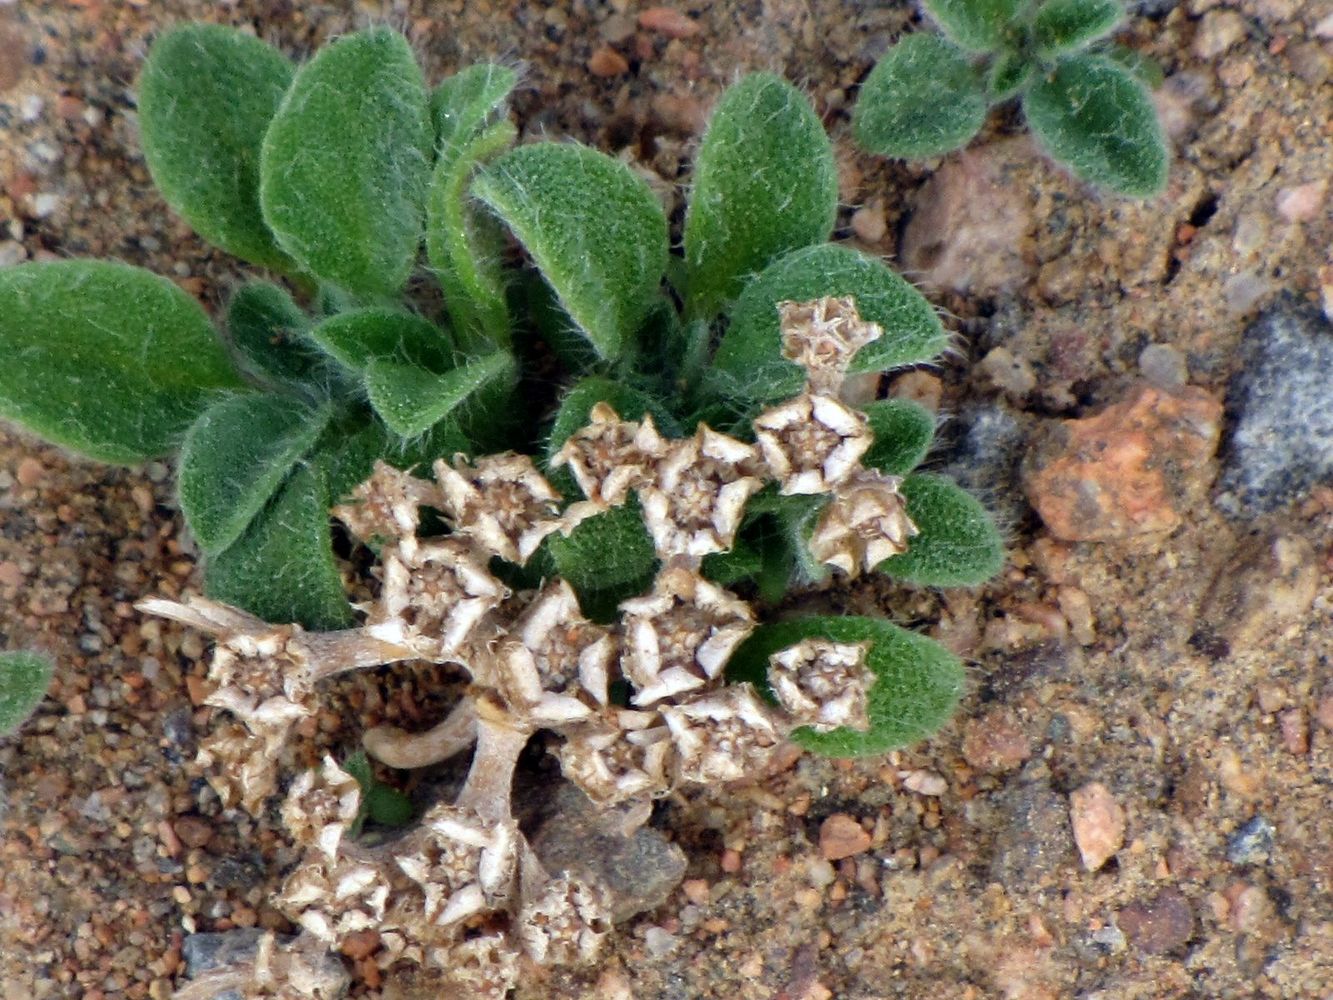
142;300;993;995
852;0;1169;197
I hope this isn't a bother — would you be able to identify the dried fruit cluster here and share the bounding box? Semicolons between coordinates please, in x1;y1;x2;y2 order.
145;299;921;997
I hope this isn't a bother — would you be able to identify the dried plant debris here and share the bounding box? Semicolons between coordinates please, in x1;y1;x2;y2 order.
141;297;983;997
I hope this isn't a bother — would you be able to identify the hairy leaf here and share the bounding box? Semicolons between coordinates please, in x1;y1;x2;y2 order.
0;650;54;737
987;50;1036;100
726;616;965;756
0;261;244;463
364;351;515;438
226;281;321;385
683;73;838;318
1023;55;1168;197
1103;44;1165;89
923;0;1024;51
344;750;413;835
204;464;353;629
545;499;658;623
138;24;295;272
260;28;432;298
430;63;518;150
877;473;1004;585
308;414;395;504
177;393;330;555
862;398;936;476
473;142;669;361
427;119;517;348
710;244;946;405
852;34;989;159
305;308;453;372
1033;0;1125;55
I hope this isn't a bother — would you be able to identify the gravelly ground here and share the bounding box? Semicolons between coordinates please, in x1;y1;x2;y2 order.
1;1;1330;999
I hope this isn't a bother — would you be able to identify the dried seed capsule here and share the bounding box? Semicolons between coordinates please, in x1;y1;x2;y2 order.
778;296;884;393
433;452;566;564
768;638;875;732
661;684;783;784
753;391;873;494
808;468;918;577
619;563;755;705
557;708;673;806
517;874;612;966
395;805;521;927
332;460;439;543
281;755;363;860
550;402;668;508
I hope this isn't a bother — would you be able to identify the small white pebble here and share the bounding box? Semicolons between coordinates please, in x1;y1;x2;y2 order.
30;193;60;219
643;926;678;957
901;770;947;796
1274;180;1327;223
1315;11;1333;37
19;95;44;122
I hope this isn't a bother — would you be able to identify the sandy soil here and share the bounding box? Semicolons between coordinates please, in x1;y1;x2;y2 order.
1;1;1330;998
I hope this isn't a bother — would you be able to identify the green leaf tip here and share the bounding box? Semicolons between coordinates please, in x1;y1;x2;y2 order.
365;351;515;439
684;72;838;318
1033;0;1126;56
204;464;354;630
878;473;1005;586
0;261;244;464
138;24;296;272
226;281;321;386
473;142;669;362
1023;55;1168;197
0;650;54;737
710;244;946;405
726;617;965;756
862;399;937;476
852;34;989;159
431;63;519;151
260;28;432;298
178;393;331;556
923;0;1024;51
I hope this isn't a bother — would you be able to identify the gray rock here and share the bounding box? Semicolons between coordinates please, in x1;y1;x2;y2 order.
182;929;349;1000
1218;297;1333;514
531;783;687;923
987;762;1074;887
1226;815;1276;865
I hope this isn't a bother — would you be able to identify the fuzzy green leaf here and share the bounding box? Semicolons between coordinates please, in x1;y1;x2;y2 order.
177;393;330;555
1103;44;1165;89
1033;0;1125;55
430;63;518;150
862;399;936;476
987;50;1036;100
427;119;517;348
545;499;658;623
204;464;353;629
709;244;947;405
0;261;244;464
308;415;395;504
0;651;54;737
852;34;989;159
305;309;453;373
683;73;838;319
365;351;514;438
260;28;432;298
473;143;669;362
138;24;295;272
344;750;413;835
1023;55;1168;197
544;377;682;461
877;473;1004;586
726;616;965;756
923;0;1024;51
226;281;321;385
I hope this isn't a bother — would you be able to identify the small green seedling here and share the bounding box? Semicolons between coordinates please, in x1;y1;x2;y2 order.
0;650;54;736
852;0;1168;197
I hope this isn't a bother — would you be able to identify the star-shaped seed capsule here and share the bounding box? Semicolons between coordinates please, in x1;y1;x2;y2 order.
550;402;668;508
768;639;876;732
808;469;918;577
661;684;784;784
433;453;566;564
778;296;884;393
753;392;873;494
619;563;755;706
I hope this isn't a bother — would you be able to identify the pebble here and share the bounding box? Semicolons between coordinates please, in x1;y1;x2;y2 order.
901;770;947;796
1274;180;1327;222
1278;709;1309;754
173;815;215;849
1138;343;1188;388
637;7;701;38
900;138;1033;295
979;346;1037;397
989;766;1073;887
1218;296;1333;514
1069;782;1126;872
1193;9;1246;59
1022;383;1223;541
1226;815;1275;865
0;239;26;267
849;201;887;244
530;784;686;923
643;925;678;957
960;709;1032;773
819;814;872;861
1116;889;1194;955
1195;533;1318;646
587;46;629;77
183;929;349;997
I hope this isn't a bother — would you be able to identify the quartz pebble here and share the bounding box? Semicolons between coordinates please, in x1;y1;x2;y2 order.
1069;782;1125;871
819;813;872;861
